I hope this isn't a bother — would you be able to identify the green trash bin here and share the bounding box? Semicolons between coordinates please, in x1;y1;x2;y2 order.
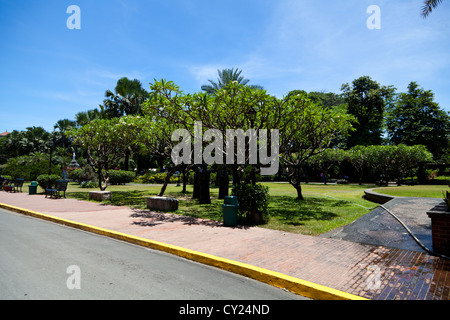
222;196;239;227
28;181;37;195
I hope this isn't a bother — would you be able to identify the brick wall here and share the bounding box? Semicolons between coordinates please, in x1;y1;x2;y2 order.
427;210;450;256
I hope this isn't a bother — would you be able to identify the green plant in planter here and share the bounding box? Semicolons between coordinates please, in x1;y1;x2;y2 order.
36;174;62;190
232;183;269;224
444;185;450;211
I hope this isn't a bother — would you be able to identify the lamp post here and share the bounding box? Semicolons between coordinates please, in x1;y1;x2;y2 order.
48;140;54;175
248;107;257;185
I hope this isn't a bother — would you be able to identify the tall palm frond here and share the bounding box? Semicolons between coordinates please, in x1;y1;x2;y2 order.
201;68;263;94
103;77;148;117
422;0;444;17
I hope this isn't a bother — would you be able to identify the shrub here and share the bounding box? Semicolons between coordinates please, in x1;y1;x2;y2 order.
68;168;82;182
135;172;180;184
3;156;60;180
69;166;97;184
80;180;97;188
36;174;62;190
108;170;135;185
232;183;269;219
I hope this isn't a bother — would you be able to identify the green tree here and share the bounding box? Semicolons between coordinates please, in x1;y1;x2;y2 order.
386;82;450;159
307;91;346;109
422;0;445;17
75;108;105;127
201;68;263;94
104;77;148;117
346;146;369;185
341;76;396;147
52;119;76;149
309;148;346;184
279;93;354;199
365;144;433;185
144;79;353;201
67;116;141;190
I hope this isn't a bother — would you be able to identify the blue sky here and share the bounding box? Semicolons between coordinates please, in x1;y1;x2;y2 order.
1;0;449;133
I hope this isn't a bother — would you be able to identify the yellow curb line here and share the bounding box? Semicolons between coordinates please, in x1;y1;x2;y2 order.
0;202;368;301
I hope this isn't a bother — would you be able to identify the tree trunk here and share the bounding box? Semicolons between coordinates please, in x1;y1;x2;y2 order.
218;166;229;199
123;149;130;171
158;167;178;196
198;164;211;204
231;164;241;185
286;166;304;200
182;170;188;193
192;172;200;199
295;184;304;200
97;165;108;191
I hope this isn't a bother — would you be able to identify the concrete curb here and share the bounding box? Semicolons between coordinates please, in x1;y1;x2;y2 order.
363;188;399;204
0;202;367;301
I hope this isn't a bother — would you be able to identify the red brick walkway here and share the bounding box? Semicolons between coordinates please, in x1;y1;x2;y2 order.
1;192;449;300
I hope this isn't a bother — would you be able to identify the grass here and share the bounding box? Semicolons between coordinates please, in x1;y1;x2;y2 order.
373;185;448;199
55;181;378;236
261;183;377;235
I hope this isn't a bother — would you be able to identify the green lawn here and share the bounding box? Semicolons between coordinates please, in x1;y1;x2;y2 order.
56;182;378;236
373;185;448;198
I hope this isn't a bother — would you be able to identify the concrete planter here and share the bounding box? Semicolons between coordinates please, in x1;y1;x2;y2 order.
89;191;112;201
427;202;450;256
146;196;179;212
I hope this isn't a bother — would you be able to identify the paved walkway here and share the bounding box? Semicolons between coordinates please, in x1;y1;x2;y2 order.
1;190;449;300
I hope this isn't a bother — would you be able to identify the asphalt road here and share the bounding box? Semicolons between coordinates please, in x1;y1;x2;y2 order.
0;208;307;300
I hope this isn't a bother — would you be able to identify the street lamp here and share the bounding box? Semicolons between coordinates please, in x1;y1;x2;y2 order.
48;140;54;175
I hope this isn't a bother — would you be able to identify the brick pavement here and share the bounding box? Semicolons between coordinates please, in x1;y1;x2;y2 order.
0;191;449;300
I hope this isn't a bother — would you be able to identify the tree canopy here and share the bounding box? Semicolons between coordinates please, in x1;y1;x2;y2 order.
386;82;450;159
341;76;396;148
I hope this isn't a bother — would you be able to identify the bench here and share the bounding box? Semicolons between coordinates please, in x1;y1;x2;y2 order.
45;180;68;199
5;179;24;193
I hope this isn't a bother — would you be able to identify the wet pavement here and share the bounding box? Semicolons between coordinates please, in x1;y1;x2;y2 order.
320;197;438;252
0;190;449;300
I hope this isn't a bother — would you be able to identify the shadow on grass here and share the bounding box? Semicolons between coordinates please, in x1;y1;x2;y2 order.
267;196;352;226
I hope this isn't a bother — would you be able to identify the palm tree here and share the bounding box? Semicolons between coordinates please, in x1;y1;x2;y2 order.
24;126;50;152
53;119;76;148
422;0;444;17
75;108;104;127
201;68;263;94
103;77;148;117
54;119;76;132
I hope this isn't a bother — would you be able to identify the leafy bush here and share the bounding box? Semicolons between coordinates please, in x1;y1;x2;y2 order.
3;156;60;180
36;174;62;190
135;172;179;184
108;170;135;185
232;183;269;218
68;168;82;182
69;166;97;184
80;180;97;188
